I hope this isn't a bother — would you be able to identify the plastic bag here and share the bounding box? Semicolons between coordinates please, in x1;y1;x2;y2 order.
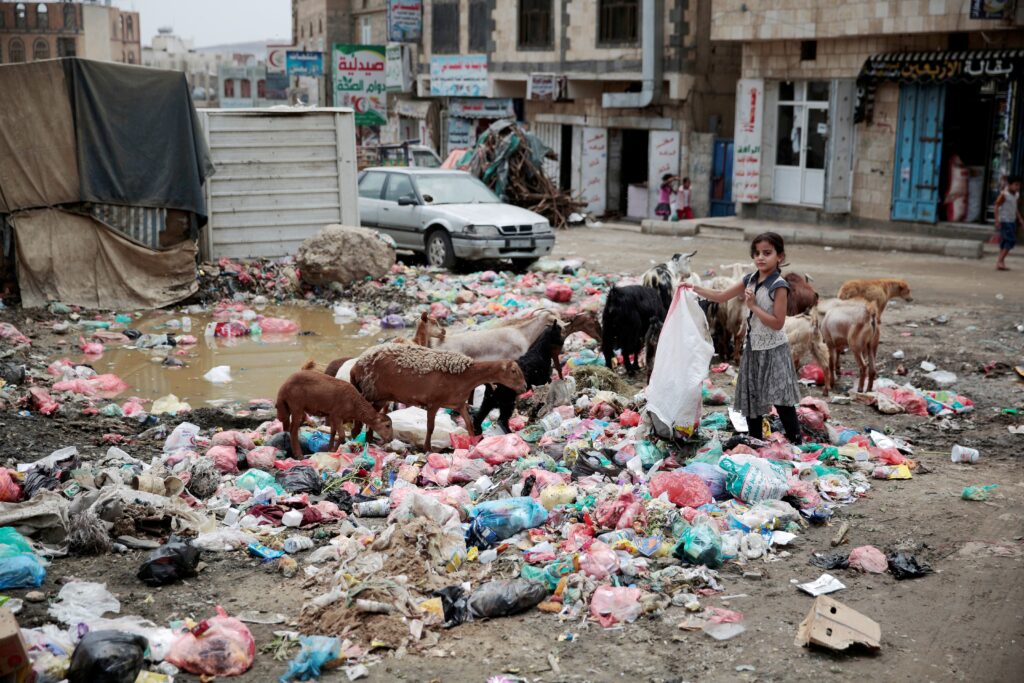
236;469;284;495
66;630;146;683
164;422;200;453
137;537;201;586
469;579;548;619
468;497;548;543
213;430;256;451
193;529;258;552
887;552;933;580
645;289;714;439
618;409;641;427
784;479;822;510
280;635;341;682
590;585;642;628
681;462;727;499
245;446;278;470
720;457;789;504
798;364;826;385
207;445;240;474
0;468;23;502
649;471;713;508
0;553;47;589
276;465;322;495
258;317;299;334
470;434;531;465
848;545;887;573
203;365;233;384
388;407;459;450
152;394;191;416
579;541;619;579
676;518;723;568
49;582;120;624
166;606;255;676
962;484;997;501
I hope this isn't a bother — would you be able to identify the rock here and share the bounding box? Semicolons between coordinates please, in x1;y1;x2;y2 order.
295;225;395;286
24;590;45;603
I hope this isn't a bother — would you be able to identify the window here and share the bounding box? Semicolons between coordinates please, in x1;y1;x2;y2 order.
63;3;76;30
57;37;75;57
224;78;235;98
240;79;251;98
318;17;322;34
359;171;387;199
35;3;47;29
0;10;4;28
361;16;372;44
469;0;488;52
15;3;26;29
10;38;25;62
518;0;552;49
33;38;48;60
127;50;135;64
126;15;134;40
300;23;304;38
800;40;816;61
384;174;415;202
257;79;266;98
432;0;459;54
598;0;638;45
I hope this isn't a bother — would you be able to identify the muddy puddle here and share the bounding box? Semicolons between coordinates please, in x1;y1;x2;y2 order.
61;305;382;404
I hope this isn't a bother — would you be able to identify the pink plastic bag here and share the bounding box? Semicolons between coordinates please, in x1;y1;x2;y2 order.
521;468;569;498
0;468;23;502
29;387;60;415
213;430;256;451
53;374;128;399
469;434;530;465
848;545;888;573
616;499;647;530
258;317;299;334
78;337;104;355
206;445;239;474
618;409;641;427
594;491;636;528
579;541;619;580
0;322;30;346
167;606;255;676
785;479;822;510
878;387;928;417
46;359;73;376
245;446;278;471
649;472;712;508
799;364;826;386
545;282;573;303
590;585;642;628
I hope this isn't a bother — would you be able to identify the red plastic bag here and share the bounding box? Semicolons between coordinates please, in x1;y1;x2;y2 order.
545;282;573;303
618;409;641;427
594;491;636;528
799;364;826;386
469;434;530;465
878;387;928;417
616;499;647;530
798;396;830;419
785;479;821;510
206;445;239;474
167;606;255;676
649;472;712;508
0;468;23;502
848;545;887;573
590;585;641;628
258;317;299;334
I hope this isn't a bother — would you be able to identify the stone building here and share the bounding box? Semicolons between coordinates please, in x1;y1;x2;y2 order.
712;0;1024;231
0;1;140;65
142;27;224;106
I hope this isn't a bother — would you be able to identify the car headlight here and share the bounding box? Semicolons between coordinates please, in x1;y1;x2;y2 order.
534;221;552;233
464;224;500;237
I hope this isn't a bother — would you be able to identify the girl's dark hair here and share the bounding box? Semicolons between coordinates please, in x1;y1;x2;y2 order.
750;232;788;267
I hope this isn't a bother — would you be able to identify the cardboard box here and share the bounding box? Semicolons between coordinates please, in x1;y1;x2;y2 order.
0;606;30;678
795;595;881;652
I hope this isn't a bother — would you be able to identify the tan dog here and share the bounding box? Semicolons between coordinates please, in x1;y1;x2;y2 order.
836;278;912;316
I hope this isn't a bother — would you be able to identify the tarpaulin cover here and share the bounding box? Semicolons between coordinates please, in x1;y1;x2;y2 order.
12;209;199;310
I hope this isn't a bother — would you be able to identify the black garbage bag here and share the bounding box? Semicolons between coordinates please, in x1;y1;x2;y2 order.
887;551;933;580
23;467;61;499
469;579;548;620
276;465;322;495
570;452;622;480
137;536;200;586
808;550;849;570
266;431;291;452
67;630;147;683
0;363;25;385
435;585;472;628
324;488;354;514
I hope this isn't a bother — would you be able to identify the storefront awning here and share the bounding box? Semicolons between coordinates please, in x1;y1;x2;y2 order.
856;49;1024;122
448;98;515;119
394;99;435;119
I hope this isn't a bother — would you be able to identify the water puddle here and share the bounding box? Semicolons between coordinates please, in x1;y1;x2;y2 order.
62;304;381;405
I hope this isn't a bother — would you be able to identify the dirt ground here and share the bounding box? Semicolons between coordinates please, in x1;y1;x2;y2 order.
2;227;1023;682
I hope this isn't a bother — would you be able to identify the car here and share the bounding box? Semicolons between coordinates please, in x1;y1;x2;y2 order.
357;167;556;269
357;143;443;170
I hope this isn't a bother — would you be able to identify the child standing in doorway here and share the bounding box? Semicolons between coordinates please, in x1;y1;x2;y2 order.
684;232;803;444
994;175;1022;271
655;174;676;219
676;177;693;220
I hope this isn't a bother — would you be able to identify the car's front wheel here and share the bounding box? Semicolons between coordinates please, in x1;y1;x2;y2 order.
425;230;456;269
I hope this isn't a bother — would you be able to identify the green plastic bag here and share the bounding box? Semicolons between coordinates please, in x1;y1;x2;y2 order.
962;484;997;501
0;528;34;558
673;519;723;568
720;457;789;504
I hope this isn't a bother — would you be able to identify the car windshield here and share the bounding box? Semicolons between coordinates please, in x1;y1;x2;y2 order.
414;174;500;204
413;150;441;168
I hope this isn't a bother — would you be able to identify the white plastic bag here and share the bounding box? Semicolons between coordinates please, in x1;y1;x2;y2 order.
645;289;714;439
387;407;460;449
203;365;233;384
49;581;120;625
164;422;200;453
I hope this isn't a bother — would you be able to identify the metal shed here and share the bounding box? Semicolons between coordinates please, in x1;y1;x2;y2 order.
197;107;359;259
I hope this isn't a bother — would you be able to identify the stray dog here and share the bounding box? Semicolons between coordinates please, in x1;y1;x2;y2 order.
836;278;912;316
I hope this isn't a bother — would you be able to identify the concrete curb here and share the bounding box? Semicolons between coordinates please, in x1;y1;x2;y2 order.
639;219;985;259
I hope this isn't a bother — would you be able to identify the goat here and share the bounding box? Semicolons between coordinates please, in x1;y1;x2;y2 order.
818;298;880;393
601;285;666;376
643;318;664;382
350;344;527;451
703;275;745;362
837;278;912;316
276;362;394;459
784;313;832;395
473;321;564;433
784;273;819;317
324;311;445;380
642;251;698;308
436;309;561;362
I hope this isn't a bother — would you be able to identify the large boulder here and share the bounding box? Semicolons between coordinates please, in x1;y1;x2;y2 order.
295;225;395;286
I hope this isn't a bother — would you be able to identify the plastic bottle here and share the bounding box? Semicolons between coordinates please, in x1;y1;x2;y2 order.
283;536;314;553
354;499;390;517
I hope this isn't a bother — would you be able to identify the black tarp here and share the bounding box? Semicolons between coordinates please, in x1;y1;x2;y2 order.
64;59;215;222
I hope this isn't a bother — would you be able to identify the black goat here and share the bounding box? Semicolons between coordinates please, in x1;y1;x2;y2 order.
473;321;564;434
601;285;667;376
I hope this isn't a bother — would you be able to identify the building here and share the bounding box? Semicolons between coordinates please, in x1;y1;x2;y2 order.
712;0;1024;231
142;27;224;106
0;1;140;64
218;61;271;108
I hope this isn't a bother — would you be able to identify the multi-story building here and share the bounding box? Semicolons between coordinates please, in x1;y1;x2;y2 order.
142;27;224;106
0;0;140;65
712;0;1024;231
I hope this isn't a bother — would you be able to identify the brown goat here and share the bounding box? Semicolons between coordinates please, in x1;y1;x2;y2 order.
784;273;819;316
276;362;394;459
784;313;832;395
323;311;445;380
552;311;603;378
818;298;880;393
837;278;912;316
350;344;527;451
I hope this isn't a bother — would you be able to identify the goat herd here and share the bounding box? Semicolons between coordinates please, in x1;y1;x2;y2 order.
275;254;911;458
604;251;913;398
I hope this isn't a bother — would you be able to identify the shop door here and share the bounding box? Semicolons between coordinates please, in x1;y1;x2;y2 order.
710;138;735;216
892;84;945;223
772;81;829;206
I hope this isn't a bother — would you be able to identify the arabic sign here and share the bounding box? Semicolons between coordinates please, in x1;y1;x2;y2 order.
267;44;295;73
388;0;422;42
430;55;489;97
855;49;1024;121
527;73;565;101
580;127;607;215
333;44;387;126
447;115;474;155
448;98;514;119
970;0;1014;18
386;42;413;93
732;78;763;205
286;51;323;77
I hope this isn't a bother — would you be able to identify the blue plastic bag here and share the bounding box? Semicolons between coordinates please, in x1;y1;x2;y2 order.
0;552;47;589
279;635;341;682
469;497;548;542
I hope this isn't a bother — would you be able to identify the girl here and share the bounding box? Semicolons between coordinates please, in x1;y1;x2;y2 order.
655;174;675;219
676;177;693;220
684;232;803;444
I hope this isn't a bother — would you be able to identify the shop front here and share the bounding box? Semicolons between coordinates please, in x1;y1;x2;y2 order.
445;98;518;155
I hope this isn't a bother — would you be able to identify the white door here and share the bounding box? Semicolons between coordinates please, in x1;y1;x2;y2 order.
773;81;829;207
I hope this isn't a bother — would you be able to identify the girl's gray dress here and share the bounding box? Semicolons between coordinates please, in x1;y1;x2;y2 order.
734;270;802;417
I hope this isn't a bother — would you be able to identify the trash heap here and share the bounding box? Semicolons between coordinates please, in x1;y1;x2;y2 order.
454;120;587;229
